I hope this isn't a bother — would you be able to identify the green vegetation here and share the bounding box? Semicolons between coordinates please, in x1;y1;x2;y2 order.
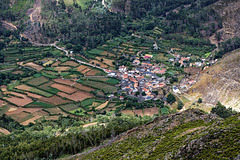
82;109;240;160
26;77;49;86
211;102;235;118
25;101;54;108
0;112;153;159
177;101;184;110
80;80;118;93
88;77;120;84
167;93;176;104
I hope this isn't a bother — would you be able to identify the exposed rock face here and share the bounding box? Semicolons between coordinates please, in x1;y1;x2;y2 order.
213;0;240;41
188;49;240;111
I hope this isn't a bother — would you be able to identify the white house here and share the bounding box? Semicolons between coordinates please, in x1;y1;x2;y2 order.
119;65;127;73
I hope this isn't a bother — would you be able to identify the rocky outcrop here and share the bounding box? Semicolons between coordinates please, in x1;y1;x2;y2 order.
188;49;240;111
212;0;240;41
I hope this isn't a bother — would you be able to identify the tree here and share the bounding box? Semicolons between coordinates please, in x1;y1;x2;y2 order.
66;43;72;50
0;53;5;63
135;91;140;96
198;98;202;103
142;92;146;96
177;101;184;110
167;93;176;104
153;91;158;95
211;102;234;118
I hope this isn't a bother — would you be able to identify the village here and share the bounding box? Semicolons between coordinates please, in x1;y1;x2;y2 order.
105;48;217;102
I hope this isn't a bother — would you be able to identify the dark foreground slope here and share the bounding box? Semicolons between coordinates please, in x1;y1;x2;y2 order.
73;109;240;160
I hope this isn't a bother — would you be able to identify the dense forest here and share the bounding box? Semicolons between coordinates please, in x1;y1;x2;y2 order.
31;0;223;50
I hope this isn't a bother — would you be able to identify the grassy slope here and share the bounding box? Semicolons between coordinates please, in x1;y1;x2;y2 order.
77;109;240;160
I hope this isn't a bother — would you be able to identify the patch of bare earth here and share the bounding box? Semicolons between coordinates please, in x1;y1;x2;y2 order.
0;127;11;135
58;91;93;101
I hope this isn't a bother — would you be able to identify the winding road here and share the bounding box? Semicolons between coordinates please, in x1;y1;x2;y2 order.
29;40;108;73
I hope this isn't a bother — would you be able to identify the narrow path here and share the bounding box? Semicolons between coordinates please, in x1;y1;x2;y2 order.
1;21;17;30
102;0;112;12
0;68;14;72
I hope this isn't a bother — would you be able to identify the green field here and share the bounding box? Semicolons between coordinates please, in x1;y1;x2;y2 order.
64;0;94;10
161;107;169;115
70;108;86;116
59;103;80;112
59;57;69;62
88;49;104;55
11;0;35;14
81;80;118;93
88;77;120;84
26;77;49;86
25;101;54;108
204;52;212;58
38;82;59;94
81;98;105;108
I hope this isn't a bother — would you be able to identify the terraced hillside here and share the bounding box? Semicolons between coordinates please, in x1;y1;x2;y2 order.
188;49;240;111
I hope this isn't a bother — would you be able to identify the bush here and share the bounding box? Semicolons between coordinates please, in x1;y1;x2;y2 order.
177;101;184;110
167;93;176;104
211;102;234;118
198;98;202;103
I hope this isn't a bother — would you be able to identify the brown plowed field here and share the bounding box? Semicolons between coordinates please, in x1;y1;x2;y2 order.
60;61;79;67
184;67;201;75
121;110;135;116
96;57;114;67
40;95;71;105
4;92;33;106
143;107;159;116
21;109;48;125
73;83;95;92
21;116;39;125
58;91;93;101
5;96;33;106
76;65;88;72
45;115;60;121
53;78;75;86
85;70;101;76
95;101;108;110
9;111;33;123
89;60;108;68
0;127;10;135
54;66;70;71
6;107;42;115
24;62;44;71
25;92;43;99
45;107;68;116
134;109;144;116
52;61;61;67
81;68;91;74
51;83;77;94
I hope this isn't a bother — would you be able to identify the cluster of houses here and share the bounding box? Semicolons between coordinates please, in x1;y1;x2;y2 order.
105;59;169;101
169;48;218;68
104;47;219;101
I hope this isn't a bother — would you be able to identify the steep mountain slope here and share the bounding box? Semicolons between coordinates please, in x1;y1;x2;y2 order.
212;0;240;41
71;109;240;159
188;49;240;112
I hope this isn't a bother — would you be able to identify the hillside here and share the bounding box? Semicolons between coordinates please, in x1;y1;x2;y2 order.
70;109;240;159
188;49;240;112
212;0;240;41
